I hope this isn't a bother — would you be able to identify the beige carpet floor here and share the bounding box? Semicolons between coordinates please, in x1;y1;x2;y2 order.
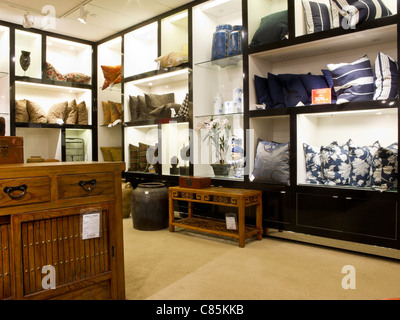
122;218;400;300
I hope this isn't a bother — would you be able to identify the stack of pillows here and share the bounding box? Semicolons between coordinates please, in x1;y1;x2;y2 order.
255;51;398;107
303;140;398;192
128;142;159;173
15;99;88;125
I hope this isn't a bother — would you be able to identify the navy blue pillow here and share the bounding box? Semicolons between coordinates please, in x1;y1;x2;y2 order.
299;73;330;104
250;11;288;47
321;69;337;103
267;73;285;108
277;74;309;107
254;75;273;107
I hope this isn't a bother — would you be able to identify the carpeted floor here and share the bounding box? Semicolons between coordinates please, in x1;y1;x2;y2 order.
122;218;400;300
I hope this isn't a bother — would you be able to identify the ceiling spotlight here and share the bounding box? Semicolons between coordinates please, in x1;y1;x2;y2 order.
78;6;89;24
22;12;34;28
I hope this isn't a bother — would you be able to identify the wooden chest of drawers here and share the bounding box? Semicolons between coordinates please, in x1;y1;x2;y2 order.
0;162;125;300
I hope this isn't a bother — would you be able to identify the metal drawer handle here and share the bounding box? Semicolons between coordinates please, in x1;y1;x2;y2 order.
3;184;28;199
79;179;97;192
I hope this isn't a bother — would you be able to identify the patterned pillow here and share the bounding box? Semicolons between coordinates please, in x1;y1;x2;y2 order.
177;93;190;117
251;139;290;185
302;0;332;34
64;72;91;84
108;100;121;123
371;143;398;192
129;95;139;121
374;52;399;100
101;65;121;90
15;99;29;122
320;141;351;186
330;0;392;29
327;55;374;104
347;139;381;187
139;142;150;171
65;100;78;124
150;103;181;118
129;144;139;171
303;142;324;184
144;93;175;113
26;100;47;124
47;101;68;124
45;62;66;81
76;101;88;125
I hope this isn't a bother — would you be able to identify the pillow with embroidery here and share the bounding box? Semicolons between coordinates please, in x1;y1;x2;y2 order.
320;141;351;185
45;62;66;82
303;142;324;184
101;65;121;90
47;101;68;124
371;142;398;192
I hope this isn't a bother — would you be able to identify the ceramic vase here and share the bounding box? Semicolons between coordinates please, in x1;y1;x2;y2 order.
19;50;31;73
211;24;232;60
228;25;243;56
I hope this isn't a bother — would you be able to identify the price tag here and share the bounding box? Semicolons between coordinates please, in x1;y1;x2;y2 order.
81;211;101;240
312;88;332;104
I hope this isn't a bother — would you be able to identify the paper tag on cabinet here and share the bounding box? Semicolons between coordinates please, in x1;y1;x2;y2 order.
312;88;331;104
81;209;102;240
225;213;237;230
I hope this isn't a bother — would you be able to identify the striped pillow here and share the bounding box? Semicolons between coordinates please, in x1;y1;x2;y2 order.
302;0;332;34
327;55;374;104
374;52;398;100
331;0;392;29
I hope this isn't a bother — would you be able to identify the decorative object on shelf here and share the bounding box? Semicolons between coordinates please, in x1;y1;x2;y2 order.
320;141;351;186
224;101;233;114
15;99;29;122
131;182;169;231
76;101;88;125
249;11;288;47
231;137;244;179
45;62;91;84
176;93;192;118
45;62;66;81
373;52;399;100
19;50;31;74
210;163;230;176
232;86;243;112
122;179;133;219
179;143;190;176
214;93;224;114
211;24;232;61
0;136;24;164
100;146;122;162
178;176;211;189
228;25;243;56
101;65;121;90
128;144;139;171
65;99;78;124
155;44;189;69
26;100;47;124
149;102;181;119
47;101;67;124
195;117;231;176
108;100;122;126
302;0;331;34
371;142;398;192
170;156;179;175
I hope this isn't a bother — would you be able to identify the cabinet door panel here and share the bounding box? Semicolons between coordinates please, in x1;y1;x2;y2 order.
296;193;342;230
0;220;12;300
263;191;290;224
343;198;397;239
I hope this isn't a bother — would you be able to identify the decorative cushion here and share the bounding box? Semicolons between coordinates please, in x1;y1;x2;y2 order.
299;73;330;103
320;141;351;185
129;144;139;171
45;62;66;81
64;72;91;84
327;55;374;104
371;142;398;191
321;69;337;102
138;95;148;120
108;100;121;123
302;0;332;34
254;75;273;107
373;52;399;100
129;95;139;121
267;73;285;108
144;93;175;114
177;93;190;117
155;50;189;68
65;100;78;124
347;139;381;187
76;101;88;125
330;0;392;29
139;142;150;171
251;139;290;185
102;101;111;125
47;101;68;124
101;65;121;90
26;100;47;124
100;147;113;161
109;147;122;161
15;99;29;122
150;103;181;118
303;142;324;184
277;74;310;107
249;11;289;47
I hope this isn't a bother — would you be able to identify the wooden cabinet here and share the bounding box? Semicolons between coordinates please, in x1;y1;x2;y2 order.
0;162;125;300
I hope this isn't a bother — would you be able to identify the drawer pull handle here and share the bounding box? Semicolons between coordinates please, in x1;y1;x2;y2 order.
3;184;28;199
79;179;97;192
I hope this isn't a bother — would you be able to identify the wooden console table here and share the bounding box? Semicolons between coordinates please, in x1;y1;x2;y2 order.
168;186;262;248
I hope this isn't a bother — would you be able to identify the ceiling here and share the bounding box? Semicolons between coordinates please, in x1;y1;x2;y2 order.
0;0;194;42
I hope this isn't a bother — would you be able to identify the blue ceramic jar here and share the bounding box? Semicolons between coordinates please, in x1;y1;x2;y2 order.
228;25;243;56
211;24;232;60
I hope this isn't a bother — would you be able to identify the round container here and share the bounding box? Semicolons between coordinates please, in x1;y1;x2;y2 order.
131;182;169;230
228;25;243;56
211;24;232;60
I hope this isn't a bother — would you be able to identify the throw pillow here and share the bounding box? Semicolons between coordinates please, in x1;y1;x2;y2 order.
374;52;399;100
371;142;398;192
144;93;175;114
76;101;88;125
321;69;338;103
101;65;121;90
302;0;332;33
64;72;91;84
129;144;139;171
150;103;181;118
299;73;330;103
45;62;66;81
347;139;381;187
65;100;78;124
251;139;290;185
249;10;289;47
100;147;113;161
277;73;310;107
330;0;392;29
109;147;122;161
267;73;285;108
320;141;351;185
254;75;273;107
139;142;150;171
15;99;29;122
102;101;111;125
108;100;121;123
47;101;68;124
129;95;139;121
303;142;324;184
138;95;148;120
327;55;374;104
26;100;47;124
177;93;190;117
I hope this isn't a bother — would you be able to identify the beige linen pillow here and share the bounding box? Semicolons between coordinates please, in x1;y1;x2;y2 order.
26;100;47;124
15;99;29;122
47;101;68;124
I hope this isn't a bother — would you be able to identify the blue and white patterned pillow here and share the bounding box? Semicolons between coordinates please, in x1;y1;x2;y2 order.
330;0;392;29
347;139;381;187
374;52;399;100
251;139;290;185
320;141;351;185
303;142;324;184
371;142;398;192
302;0;332;34
327;55;374;104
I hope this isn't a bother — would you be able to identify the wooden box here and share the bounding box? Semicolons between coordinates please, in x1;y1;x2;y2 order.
179;176;211;189
0;136;23;164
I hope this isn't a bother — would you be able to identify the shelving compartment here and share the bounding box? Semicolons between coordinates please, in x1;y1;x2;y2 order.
0;25;10;135
15;29;41;79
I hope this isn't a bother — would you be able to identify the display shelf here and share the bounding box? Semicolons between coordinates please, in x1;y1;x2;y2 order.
125;67;190;87
195;54;243;70
15;29;41;79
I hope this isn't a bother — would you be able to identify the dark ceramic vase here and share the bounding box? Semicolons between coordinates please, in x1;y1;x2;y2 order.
211;163;230;176
19;50;31;72
131;182;169;231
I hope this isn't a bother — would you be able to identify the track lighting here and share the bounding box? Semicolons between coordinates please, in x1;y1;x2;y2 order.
22;12;34;28
78;5;89;24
